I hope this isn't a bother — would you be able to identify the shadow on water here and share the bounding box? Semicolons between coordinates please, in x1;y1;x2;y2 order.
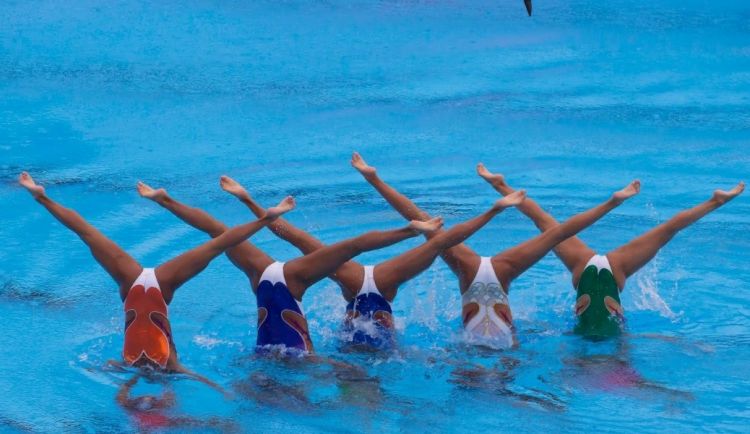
0;416;34;433
445;347;568;412
229;350;389;415
0;278;73;308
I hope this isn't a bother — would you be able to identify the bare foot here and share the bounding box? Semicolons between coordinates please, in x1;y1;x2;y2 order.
18;172;45;198
136;181;167;202
713;181;745;205
351;152;376;178
409;217;444;234
219;175;250;200
495;190;526;209
266;196;295;219
476;163;506;188
612;180;641;203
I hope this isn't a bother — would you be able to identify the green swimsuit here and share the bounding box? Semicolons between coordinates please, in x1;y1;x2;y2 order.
574;255;624;338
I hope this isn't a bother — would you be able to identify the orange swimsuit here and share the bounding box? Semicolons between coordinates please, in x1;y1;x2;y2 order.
123;268;172;368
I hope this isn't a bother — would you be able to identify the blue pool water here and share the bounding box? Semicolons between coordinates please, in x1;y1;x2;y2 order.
1;0;749;432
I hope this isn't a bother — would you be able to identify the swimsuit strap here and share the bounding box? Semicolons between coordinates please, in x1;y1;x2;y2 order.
584;254;612;274
468;256;503;288
358;265;380;296
259;261;286;285
364;265;374;283
131;268;161;292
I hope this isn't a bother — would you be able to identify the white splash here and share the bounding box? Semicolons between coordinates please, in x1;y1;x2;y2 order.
631;259;681;320
193;334;242;349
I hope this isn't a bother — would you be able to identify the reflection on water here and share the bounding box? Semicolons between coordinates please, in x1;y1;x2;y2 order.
118;374;239;433
557;337;693;402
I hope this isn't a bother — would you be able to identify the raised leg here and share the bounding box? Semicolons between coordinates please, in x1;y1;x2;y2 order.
478;163;595;275
492;181;641;290
607;182;744;288
219;175;364;297
352;152;481;287
374;192;526;300
137;181;274;284
284;219;443;299
155;197;295;302
20;172;142;299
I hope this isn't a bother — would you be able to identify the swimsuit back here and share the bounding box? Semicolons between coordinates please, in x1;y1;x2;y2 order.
574;255;624;338
462;257;513;348
345;265;394;349
123;268;171;368
256;262;313;353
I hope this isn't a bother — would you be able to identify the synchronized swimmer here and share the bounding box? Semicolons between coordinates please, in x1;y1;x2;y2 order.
18;155;744;389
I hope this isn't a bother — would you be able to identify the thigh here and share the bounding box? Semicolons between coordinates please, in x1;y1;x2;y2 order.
330;261;365;300
443;244;481;292
605;230;667;289
562;242;597;288
82;232;142;298
373;242;438;299
224;242;275;287
553;237;596;277
491;232;593;290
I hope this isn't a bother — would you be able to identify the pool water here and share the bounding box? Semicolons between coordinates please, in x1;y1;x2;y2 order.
1;1;749;432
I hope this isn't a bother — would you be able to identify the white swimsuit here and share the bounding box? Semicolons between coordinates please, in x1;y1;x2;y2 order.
461;257;514;348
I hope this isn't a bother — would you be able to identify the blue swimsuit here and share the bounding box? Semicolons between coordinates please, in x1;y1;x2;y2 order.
344;266;394;349
256;262;312;353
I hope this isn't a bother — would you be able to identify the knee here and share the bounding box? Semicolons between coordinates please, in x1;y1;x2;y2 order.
428;233;450;250
208;225;229;238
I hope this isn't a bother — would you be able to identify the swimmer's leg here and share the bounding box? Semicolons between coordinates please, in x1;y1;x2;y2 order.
478;163;595;281
155;197;295;301
606;182;744;288
138;182;274;283
284;220;440;299
491;181;640;289
220;175;363;299
374;193;525;299
352;152;481;287
19;172;142;299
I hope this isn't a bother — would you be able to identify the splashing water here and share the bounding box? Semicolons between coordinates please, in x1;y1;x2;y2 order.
632;260;681;321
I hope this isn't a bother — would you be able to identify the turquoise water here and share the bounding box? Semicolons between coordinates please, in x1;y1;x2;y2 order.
1;0;749;432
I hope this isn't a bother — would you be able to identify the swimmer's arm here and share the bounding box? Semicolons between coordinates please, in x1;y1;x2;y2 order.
116;374;141;408
307;354;376;382
104;359;129;372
